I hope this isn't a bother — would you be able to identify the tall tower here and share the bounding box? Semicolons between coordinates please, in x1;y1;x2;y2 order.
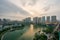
38;17;41;24
41;16;45;24
23;17;31;24
46;16;50;23
33;17;39;24
51;16;57;23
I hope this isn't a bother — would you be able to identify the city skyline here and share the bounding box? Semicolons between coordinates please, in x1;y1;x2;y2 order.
0;0;60;20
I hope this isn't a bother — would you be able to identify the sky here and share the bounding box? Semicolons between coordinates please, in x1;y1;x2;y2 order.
0;0;60;20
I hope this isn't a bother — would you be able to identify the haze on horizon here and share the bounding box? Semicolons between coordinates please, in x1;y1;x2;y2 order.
0;0;60;20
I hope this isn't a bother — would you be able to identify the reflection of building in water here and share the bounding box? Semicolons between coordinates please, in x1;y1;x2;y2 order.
18;24;42;40
18;24;34;40
30;24;34;31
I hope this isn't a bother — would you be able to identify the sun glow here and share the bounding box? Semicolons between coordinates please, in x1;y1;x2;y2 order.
9;0;47;18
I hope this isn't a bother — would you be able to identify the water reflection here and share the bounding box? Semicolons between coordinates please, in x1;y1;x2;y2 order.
30;24;34;31
3;24;44;40
18;24;41;40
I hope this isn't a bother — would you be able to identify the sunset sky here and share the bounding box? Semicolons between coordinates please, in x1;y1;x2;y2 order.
0;0;60;20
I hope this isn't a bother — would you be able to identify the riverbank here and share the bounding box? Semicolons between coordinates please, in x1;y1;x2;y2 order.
0;25;29;40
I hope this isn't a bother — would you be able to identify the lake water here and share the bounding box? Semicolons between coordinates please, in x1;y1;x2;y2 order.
2;24;46;40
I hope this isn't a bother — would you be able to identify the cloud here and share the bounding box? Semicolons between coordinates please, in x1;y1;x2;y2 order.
43;5;51;12
0;0;60;20
28;0;38;6
0;0;32;20
0;0;30;16
20;0;38;6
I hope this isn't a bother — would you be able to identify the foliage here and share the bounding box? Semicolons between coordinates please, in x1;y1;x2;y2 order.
33;33;47;40
53;31;59;40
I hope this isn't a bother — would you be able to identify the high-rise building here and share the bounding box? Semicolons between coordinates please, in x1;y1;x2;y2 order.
33;17;39;24
46;16;50;23
23;17;31;24
38;17;41;24
41;16;45;23
51;16;57;23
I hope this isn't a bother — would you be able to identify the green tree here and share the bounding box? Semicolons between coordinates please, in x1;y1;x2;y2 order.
40;33;47;40
53;31;59;40
33;33;47;40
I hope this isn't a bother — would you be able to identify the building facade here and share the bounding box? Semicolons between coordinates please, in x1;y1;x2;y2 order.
46;16;50;24
51;16;57;23
33;17;39;24
23;17;31;24
41;16;45;24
